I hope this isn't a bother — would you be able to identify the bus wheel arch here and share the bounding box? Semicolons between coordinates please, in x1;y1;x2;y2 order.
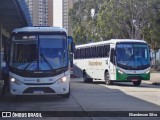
104;70;113;85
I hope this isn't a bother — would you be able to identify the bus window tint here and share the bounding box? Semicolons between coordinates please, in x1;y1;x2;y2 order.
74;44;110;59
39;35;67;70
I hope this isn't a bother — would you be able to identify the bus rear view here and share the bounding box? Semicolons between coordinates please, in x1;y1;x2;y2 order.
9;27;74;98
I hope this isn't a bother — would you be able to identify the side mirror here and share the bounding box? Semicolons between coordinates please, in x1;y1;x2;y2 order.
68;36;73;43
68;36;75;53
71;42;75;53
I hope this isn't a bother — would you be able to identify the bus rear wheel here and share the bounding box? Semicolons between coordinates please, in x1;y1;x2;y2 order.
105;72;113;85
83;71;93;83
133;80;141;86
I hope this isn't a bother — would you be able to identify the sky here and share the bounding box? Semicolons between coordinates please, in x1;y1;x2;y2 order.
53;0;62;27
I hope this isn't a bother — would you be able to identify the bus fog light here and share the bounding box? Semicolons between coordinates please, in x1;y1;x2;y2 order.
63;88;66;91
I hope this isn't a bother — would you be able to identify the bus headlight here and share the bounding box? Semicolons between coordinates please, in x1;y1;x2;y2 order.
118;70;124;74
10;78;23;85
55;76;67;84
145;70;150;74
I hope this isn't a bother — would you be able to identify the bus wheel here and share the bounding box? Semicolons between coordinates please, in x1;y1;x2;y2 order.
133;80;141;86
83;71;93;83
105;72;113;85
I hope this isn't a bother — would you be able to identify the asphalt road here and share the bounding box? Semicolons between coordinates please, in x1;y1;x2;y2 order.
0;78;160;120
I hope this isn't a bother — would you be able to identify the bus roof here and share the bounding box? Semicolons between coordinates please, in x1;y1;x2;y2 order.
76;39;147;48
12;26;67;33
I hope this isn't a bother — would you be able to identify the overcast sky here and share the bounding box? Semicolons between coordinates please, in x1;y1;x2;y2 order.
53;0;62;27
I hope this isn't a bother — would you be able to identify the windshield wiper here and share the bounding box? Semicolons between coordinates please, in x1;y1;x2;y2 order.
23;61;36;70
40;53;55;72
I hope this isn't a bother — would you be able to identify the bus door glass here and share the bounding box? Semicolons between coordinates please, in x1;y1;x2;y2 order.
109;45;116;80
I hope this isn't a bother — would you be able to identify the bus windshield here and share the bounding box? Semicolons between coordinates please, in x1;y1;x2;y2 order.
11;34;68;71
116;43;150;70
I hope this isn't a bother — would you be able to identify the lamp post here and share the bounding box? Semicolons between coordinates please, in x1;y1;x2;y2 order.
91;8;95;19
90;8;95;42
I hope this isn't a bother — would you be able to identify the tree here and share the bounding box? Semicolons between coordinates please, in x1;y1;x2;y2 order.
69;0;104;44
69;0;160;53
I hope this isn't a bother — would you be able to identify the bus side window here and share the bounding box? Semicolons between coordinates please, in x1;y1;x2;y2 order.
95;47;97;58
101;46;103;57
98;46;101;57
104;45;108;57
89;47;91;58
77;49;79;59
75;49;77;59
91;47;94;58
102;46;104;58
93;47;95;58
86;47;89;59
81;48;84;59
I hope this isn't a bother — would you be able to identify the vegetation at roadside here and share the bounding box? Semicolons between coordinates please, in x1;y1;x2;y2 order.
69;0;160;69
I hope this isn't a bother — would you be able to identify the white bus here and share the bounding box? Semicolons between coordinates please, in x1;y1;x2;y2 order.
73;39;150;86
9;26;74;98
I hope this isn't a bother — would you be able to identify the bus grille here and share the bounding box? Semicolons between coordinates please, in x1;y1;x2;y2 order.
23;87;55;94
127;76;143;80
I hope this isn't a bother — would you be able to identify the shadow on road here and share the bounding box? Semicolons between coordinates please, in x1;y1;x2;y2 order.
0;94;70;103
0;78;159;120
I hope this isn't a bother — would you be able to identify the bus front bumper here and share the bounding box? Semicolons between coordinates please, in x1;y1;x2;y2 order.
10;82;70;95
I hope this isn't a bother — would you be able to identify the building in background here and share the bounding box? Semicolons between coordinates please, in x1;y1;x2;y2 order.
26;0;48;26
62;0;68;32
53;0;63;27
25;0;74;35
48;0;54;26
53;0;73;34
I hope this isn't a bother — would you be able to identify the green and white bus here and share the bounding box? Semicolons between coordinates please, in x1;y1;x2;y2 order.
73;39;150;86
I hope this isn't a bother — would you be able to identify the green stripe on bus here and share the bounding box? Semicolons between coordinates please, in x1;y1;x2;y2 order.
116;69;150;81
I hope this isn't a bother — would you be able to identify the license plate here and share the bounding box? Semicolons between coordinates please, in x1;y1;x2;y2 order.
132;79;138;82
33;90;44;94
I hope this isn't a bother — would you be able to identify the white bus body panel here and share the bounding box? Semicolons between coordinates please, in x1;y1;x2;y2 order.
74;58;109;80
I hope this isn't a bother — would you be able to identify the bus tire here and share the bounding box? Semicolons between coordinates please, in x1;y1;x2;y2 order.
83;71;93;83
105;72;113;85
133;80;141;86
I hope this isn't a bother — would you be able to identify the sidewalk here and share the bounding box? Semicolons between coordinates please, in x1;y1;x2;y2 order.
143;73;160;85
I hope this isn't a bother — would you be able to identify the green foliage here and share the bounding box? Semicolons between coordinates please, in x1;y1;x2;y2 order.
69;0;160;48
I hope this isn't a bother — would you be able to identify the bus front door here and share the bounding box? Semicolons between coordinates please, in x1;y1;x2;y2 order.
109;48;116;80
